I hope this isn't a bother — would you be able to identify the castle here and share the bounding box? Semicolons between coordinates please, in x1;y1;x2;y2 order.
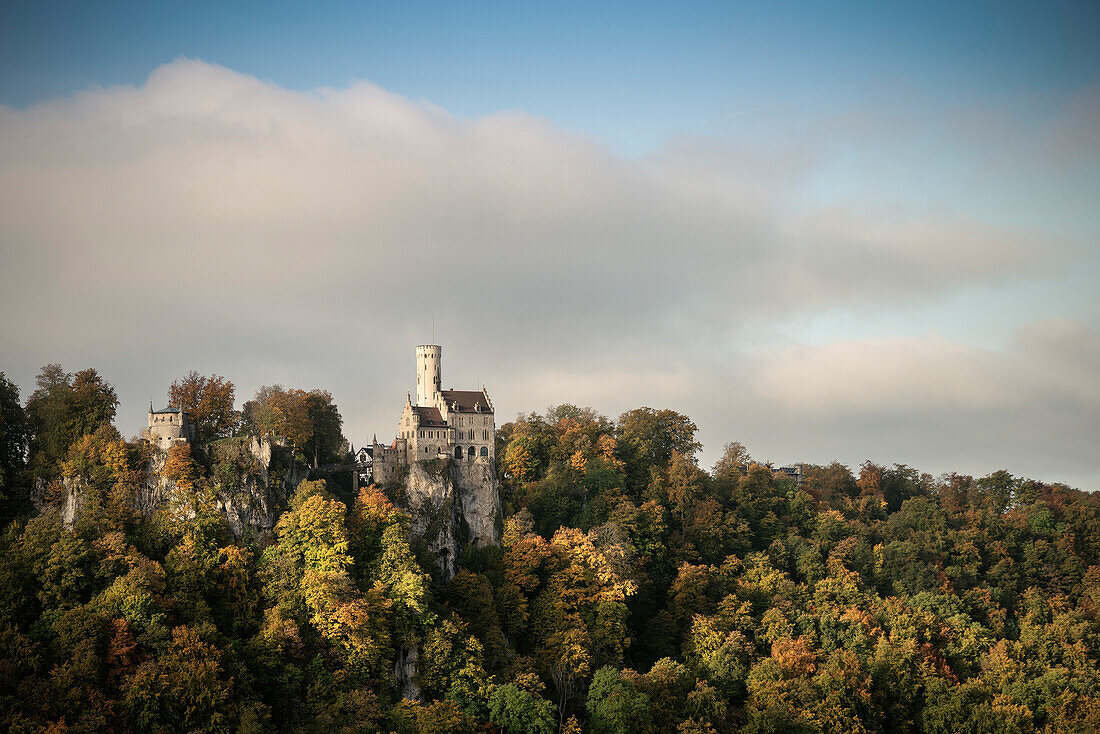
145;403;195;449
371;345;496;484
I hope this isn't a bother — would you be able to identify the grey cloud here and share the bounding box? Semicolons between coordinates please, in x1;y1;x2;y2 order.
0;59;1093;486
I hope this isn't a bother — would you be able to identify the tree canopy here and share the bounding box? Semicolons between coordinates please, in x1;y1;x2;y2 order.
0;371;1098;734
169;371;238;443
241;385;345;468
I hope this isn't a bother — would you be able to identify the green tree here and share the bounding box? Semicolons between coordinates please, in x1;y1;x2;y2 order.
616;408;700;492
303;389;343;468
25;364;73;478
0;372;29;511
488;683;556;734
25;365;117;480
588;666;653;734
69;368;119;441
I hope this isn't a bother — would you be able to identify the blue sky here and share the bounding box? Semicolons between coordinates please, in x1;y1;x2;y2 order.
3;1;1097;152
1;1;1098;486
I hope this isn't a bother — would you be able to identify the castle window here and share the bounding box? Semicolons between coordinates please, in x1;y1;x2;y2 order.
468;446;475;458
483;429;489;440
468;429;474;440
455;446;462;459
480;446;488;457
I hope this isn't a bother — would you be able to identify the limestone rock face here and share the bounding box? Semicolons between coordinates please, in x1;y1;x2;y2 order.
138;438;307;538
393;644;422;702
402;461;460;581
31;476;84;525
36;438;307;541
210;438;308;539
399;458;501;581
453;460;502;547
133;449;174;517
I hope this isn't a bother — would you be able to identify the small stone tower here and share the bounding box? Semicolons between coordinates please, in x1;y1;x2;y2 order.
146;403;194;449
416;344;442;407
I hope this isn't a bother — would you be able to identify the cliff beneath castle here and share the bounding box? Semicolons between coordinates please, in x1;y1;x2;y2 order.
398;458;501;581
34;437;309;540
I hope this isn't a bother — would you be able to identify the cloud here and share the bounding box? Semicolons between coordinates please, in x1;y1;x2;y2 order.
0;59;1049;351
750;319;1100;415
0;59;1095;487
720;320;1100;485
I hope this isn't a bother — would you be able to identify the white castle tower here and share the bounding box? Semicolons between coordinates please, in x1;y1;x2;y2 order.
416;344;442;407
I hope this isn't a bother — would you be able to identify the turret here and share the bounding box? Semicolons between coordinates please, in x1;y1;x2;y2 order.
416;344;442;407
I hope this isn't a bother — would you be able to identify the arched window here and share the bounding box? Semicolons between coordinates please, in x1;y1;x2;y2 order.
480;446;488;457
467;446;475;458
455;446;462;459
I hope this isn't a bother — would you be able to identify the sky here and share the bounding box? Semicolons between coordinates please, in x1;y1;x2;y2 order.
1;1;1098;488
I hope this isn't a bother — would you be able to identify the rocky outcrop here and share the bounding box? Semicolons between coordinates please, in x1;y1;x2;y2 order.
37;437;308;541
31;476;85;526
134;438;306;540
453;460;501;547
393;644;422;701
400;458;501;581
207;438;308;539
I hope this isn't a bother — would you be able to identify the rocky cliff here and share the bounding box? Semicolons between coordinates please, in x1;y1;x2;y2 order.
399;458;501;582
35;437;308;541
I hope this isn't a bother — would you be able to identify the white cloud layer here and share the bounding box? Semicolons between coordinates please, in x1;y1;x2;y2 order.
1;59;1096;488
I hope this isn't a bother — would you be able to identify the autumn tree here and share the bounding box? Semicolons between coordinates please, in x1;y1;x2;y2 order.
60;423;140;531
124;625;232;732
266;479;392;676
420;617;492;716
241;385;343;467
168;371;238;443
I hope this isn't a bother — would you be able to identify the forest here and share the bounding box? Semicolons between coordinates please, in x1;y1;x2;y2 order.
0;365;1098;733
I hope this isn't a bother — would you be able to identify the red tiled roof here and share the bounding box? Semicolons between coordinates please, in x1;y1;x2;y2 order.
441;390;493;413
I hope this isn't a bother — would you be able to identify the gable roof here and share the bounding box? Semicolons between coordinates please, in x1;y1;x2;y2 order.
441;390;493;413
413;406;448;426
